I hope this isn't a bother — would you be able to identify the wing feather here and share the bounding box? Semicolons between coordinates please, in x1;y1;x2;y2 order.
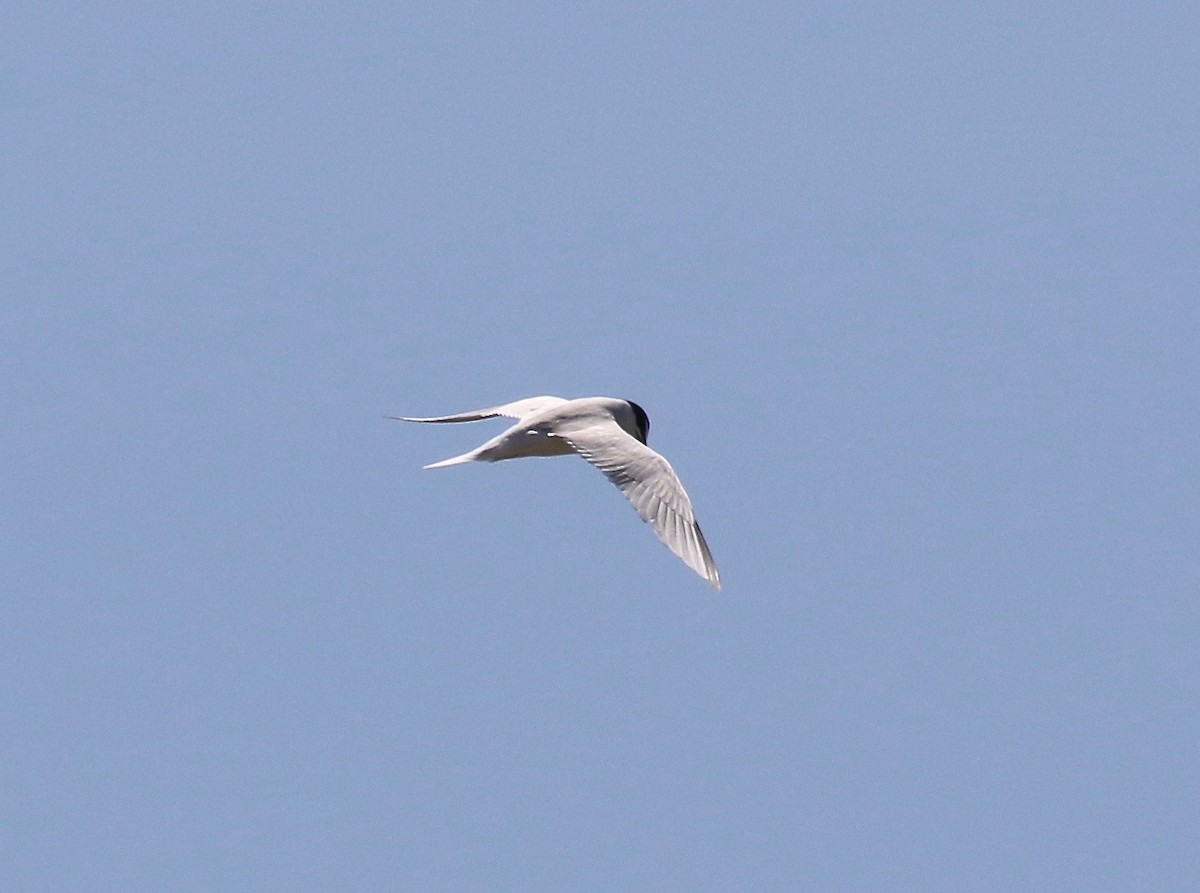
560;421;721;590
391;395;568;424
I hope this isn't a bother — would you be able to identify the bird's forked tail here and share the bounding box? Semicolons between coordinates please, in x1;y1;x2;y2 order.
422;451;478;469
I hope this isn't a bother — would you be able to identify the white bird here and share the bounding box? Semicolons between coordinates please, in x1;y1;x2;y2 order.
392;396;720;589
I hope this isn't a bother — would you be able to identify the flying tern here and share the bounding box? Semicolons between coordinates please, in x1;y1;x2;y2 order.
392;395;720;589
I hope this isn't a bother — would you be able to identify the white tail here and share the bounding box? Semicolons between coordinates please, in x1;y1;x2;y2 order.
423;451;477;469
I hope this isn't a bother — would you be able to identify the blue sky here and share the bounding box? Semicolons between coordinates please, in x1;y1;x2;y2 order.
4;3;1198;890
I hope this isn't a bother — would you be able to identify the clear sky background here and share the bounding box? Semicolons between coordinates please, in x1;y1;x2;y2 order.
4;3;1198;891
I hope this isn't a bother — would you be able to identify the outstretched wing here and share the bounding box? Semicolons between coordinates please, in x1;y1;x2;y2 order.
560;421;721;590
391;395;568;424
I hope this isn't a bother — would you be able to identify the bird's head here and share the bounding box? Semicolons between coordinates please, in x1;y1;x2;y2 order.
625;400;650;444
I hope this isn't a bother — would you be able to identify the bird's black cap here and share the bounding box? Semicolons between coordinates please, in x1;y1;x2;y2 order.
627;400;650;444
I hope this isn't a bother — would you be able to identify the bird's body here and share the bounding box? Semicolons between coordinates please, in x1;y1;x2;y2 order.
393;395;720;589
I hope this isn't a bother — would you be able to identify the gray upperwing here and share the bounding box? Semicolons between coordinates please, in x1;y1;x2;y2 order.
391;395;569;424
562;422;721;590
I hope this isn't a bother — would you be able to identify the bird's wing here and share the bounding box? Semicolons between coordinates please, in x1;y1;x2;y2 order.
559;420;721;590
391;395;568;424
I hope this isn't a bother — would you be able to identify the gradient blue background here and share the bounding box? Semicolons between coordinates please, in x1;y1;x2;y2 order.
4;3;1198;890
